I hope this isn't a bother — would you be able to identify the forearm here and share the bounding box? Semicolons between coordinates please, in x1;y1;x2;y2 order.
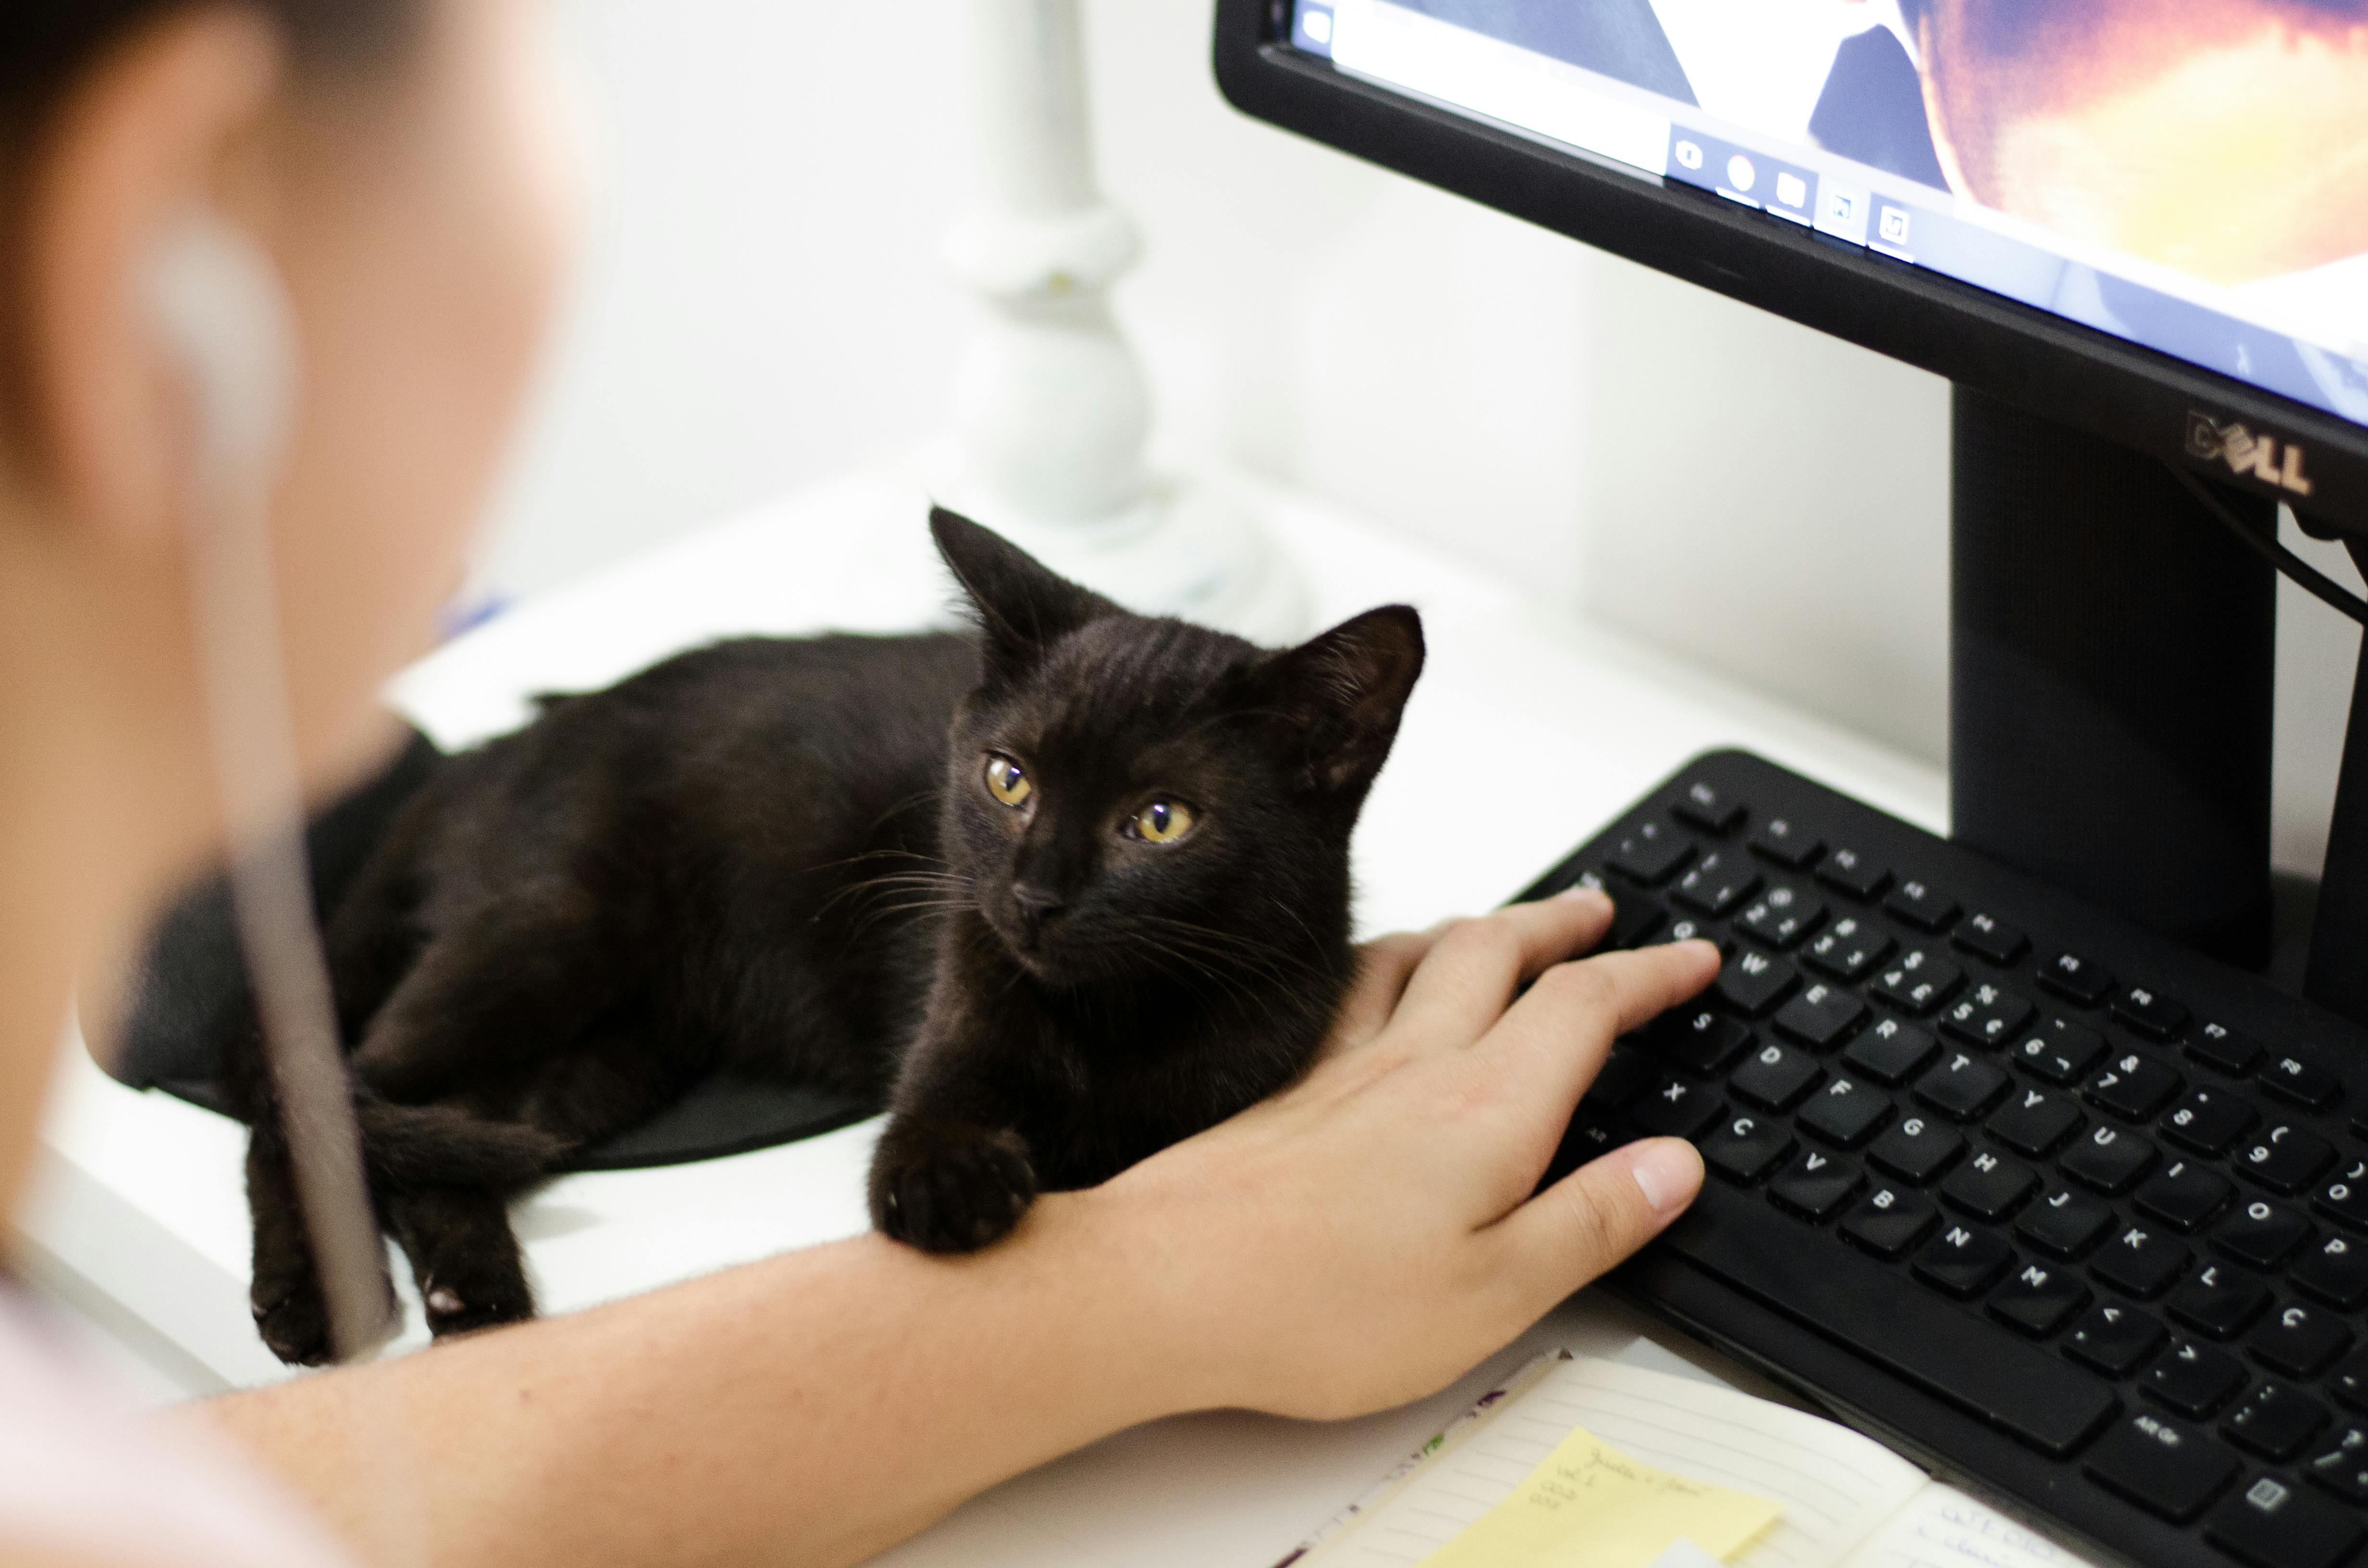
189;1190;1177;1568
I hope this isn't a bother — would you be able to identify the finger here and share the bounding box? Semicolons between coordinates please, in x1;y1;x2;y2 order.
1383;889;1616;1054
1492;1137;1703;1304
1478;941;1722;1098
1321;931;1443;1059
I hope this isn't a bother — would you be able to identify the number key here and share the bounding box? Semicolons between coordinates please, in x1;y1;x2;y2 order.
2236;1124;2335;1196
2086;1050;2184;1121
2163;1088;2259;1157
2010;1017;2107;1085
1735;883;1826;950
1871;947;1962;1016
1802;916;1894;983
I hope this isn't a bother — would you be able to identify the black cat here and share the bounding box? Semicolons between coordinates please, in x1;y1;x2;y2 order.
232;510;1425;1364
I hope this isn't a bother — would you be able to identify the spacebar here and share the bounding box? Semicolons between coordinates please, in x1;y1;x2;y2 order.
1657;1183;2119;1458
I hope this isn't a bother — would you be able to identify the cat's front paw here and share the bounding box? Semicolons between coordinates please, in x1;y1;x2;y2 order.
251;1279;335;1367
869;1122;1038;1253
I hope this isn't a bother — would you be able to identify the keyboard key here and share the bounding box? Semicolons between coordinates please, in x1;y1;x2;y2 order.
1607;820;1695;886
1672;780;1745;835
1840;1185;1938;1260
2061;1124;2158;1195
2262;1055;2343;1112
2113;984;2192;1041
2235;1124;2335;1196
2309;1423;2368;1501
1915;1052;2011;1121
1748;815;1822;869
2250;1302;2352;1380
1800;1077;1893;1149
1672;851;1760;918
1546;1109;1631;1185
2215;1200;2315;1271
2038;951;2115;1008
1952;913;2029;967
1663;1181;2117;1457
2169;1262;2271;1339
1768;1150;1862;1221
2136;1161;2234;1233
1586;1047;1654;1110
1816;846;1889;901
2295;1235;2368;1310
1734;885;1825;950
2009;1017;2108;1085
2223;1382;2330;1461
2162;1088;2259;1157
1988;1086;2084;1156
1884;879;1959;933
1645;1008;1752;1077
1714;949;1799;1019
2094;1223;2191;1298
1941;1148;2038;1222
1802;916;1894;984
1912;1222;2011;1297
2084;1411;2237;1522
1988;1259;2088;1336
1843;1017;1940;1087
2145;1339;2248;1417
2084;1050;2183;1122
2316;1162;2368;1232
2018;1187;2115;1260
1604;895;1667;951
1772;984;1867;1052
1698;1112;1795;1186
1870;948;1962;1016
1869;1115;1965;1185
1625;1075;1725;1139
1729;1040;1823;1113
1653;914;1727;954
2209;1472;2364;1568
2065;1302;2167;1374
1939;982;2034;1050
2188;1020;2268;1077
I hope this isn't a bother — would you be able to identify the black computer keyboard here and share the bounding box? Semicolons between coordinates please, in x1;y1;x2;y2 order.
1525;750;2368;1568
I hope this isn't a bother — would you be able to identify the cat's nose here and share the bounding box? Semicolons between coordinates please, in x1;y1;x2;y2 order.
1012;884;1067;933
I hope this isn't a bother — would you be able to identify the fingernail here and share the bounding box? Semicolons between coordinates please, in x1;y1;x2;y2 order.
1630;1139;1704;1218
1556;884;1611;908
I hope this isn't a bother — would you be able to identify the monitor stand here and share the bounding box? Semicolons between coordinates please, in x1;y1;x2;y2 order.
1949;386;2279;970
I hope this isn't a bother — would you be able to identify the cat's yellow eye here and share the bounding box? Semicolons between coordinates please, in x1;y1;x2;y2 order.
984;754;1033;808
1130;799;1196;844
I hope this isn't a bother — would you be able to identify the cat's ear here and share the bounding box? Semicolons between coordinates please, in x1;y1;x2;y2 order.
931;507;1118;686
1249;605;1426;795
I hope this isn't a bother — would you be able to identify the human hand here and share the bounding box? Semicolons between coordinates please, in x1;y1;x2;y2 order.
1073;889;1720;1421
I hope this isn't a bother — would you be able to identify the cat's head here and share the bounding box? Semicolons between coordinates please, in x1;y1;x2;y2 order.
930;507;1425;991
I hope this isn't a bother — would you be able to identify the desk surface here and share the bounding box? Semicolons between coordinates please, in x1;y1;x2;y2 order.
22;464;1946;1564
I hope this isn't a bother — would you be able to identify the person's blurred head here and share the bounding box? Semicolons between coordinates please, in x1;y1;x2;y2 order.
0;0;572;904
1902;0;2368;283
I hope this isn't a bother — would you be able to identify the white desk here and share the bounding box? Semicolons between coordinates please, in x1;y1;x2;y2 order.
19;466;1946;1564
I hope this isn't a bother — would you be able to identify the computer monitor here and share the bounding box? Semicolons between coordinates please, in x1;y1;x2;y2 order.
1214;0;2368;981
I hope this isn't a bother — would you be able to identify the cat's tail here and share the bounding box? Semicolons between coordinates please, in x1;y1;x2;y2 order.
355;1098;569;1194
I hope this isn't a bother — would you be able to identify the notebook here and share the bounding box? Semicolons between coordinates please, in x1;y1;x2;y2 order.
1276;1351;2105;1568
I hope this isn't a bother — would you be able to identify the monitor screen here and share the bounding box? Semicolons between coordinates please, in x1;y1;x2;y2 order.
1287;0;2368;449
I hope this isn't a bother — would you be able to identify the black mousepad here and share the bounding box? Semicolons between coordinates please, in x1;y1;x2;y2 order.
104;723;875;1173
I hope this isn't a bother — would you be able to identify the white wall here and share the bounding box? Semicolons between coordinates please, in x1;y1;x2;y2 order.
489;0;2357;879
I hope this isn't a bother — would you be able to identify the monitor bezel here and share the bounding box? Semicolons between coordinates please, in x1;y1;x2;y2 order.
1212;0;2368;536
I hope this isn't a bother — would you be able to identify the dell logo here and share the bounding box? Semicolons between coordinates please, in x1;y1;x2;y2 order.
2188;412;2315;497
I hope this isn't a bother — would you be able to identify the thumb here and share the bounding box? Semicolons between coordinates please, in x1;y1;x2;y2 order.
1495;1137;1703;1301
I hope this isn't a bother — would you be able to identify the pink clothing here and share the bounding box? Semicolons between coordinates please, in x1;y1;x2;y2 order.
0;1286;356;1568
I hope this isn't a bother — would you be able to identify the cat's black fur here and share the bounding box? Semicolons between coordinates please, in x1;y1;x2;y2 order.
229;511;1424;1364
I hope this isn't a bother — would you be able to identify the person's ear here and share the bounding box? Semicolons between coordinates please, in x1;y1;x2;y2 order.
930;506;1120;687
20;7;285;557
1250;605;1426;795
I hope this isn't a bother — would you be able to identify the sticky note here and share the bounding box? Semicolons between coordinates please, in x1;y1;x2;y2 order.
1418;1425;1781;1568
